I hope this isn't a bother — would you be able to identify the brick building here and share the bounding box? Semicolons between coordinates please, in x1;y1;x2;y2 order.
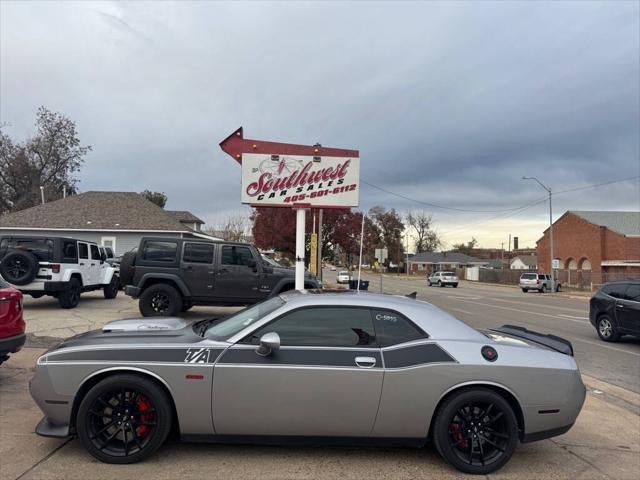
536;211;640;286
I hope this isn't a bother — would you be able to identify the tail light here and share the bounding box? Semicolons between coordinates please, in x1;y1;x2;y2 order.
51;264;60;273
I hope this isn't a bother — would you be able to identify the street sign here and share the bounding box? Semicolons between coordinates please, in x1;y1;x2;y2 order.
552;259;560;269
241;153;359;207
375;248;388;263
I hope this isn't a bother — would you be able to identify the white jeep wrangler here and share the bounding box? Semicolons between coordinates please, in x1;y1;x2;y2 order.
0;236;119;309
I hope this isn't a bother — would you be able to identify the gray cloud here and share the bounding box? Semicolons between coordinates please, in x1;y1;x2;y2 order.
1;0;638;247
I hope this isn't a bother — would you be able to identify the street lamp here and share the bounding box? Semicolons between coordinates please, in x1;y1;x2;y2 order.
522;176;555;293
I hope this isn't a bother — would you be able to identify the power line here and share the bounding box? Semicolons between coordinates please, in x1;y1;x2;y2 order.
362;180;548;213
363;175;639;214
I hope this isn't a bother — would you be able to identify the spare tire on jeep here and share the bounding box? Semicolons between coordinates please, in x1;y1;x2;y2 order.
118;251;137;286
0;250;40;285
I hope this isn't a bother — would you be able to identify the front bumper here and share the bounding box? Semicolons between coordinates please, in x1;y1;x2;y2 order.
36;416;71;438
0;332;26;356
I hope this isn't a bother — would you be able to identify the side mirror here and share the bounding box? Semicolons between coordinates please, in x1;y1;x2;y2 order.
256;332;280;357
101;252;107;262
246;258;257;271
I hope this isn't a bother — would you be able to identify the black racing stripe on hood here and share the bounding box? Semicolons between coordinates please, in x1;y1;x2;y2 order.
46;347;225;364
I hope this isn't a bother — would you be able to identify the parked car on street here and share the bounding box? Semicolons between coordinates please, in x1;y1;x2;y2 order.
589;281;640;342
0;235;119;309
0;277;25;366
121;237;321;317
519;273;561;293
428;271;459;288
336;270;351;284
30;291;585;474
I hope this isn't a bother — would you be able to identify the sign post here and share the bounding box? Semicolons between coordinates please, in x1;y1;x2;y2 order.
220;127;359;291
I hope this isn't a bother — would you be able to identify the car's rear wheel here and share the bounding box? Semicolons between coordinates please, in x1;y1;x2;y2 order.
103;276;119;299
58;277;81;309
77;374;172;464
433;388;519;474
521;288;527;293
439;280;444;288
453;283;458;288
539;284;547;293
597;315;620;342
139;284;183;317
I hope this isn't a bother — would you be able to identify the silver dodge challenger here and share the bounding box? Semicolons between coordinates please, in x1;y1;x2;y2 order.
30;291;586;474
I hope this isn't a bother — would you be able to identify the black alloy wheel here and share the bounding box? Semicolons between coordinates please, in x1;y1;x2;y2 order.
77;374;171;464
0;250;39;285
139;284;182;317
59;277;81;309
434;388;518;474
104;276;119;299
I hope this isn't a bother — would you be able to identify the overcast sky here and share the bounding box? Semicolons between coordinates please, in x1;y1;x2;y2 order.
1;1;639;250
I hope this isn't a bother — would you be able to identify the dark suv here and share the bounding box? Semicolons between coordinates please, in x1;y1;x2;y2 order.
122;237;321;316
589;281;640;342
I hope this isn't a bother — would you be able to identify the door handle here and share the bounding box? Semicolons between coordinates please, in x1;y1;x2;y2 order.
79;263;85;266
616;304;624;308
218;268;229;274
355;356;377;368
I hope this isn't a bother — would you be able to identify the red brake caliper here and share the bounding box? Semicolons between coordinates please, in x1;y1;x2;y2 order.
136;395;153;437
450;422;468;449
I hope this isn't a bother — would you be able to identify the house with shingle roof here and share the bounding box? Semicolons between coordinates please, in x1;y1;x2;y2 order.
0;191;219;255
408;251;489;274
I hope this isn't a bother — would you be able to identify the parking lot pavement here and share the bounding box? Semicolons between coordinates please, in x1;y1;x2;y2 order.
22;291;240;343
1;347;638;480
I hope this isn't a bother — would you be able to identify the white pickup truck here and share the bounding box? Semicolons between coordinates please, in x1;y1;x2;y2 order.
0;236;119;308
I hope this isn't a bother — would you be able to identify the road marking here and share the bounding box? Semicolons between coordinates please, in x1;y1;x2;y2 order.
447;295;481;301
448;297;640;357
559;314;589;320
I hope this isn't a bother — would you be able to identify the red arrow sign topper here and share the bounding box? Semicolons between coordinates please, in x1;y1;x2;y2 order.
219;127;359;163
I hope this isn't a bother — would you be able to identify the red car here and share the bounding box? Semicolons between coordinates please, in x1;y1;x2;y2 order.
0;277;25;365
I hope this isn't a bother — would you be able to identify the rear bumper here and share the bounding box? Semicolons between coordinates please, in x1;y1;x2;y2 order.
0;332;26;356
125;285;141;298
521;423;574;443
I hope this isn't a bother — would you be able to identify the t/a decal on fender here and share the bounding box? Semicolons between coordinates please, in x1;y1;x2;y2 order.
184;348;213;364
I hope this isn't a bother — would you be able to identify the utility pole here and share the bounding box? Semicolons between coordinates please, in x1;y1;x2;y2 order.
501;242;504;268
522;176;554;293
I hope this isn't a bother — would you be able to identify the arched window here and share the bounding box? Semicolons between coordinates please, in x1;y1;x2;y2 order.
579;258;591;271
567;258;577;270
554;258;565;269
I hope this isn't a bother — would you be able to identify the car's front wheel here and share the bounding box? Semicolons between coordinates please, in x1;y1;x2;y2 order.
597;315;620;342
433;388;519;474
521;288;527;293
139;284;183;317
76;374;172;464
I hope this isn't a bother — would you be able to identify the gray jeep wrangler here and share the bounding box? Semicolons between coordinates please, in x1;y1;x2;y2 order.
122;237;321;317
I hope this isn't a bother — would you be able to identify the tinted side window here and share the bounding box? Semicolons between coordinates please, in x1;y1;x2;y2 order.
78;243;88;259
61;240;77;262
221;246;254;266
90;244;100;260
183;243;214;263
142;241;178;262
623;284;640;302
602;284;627;299
372;309;427;347
247;307;376;347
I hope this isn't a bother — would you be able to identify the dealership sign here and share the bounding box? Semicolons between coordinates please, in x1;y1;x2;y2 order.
241;153;360;207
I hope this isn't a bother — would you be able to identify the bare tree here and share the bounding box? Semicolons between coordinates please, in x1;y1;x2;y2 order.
0;107;91;214
406;210;441;253
141;190;168;208
205;214;250;241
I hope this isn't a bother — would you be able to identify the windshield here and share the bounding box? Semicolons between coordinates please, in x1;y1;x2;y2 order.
262;255;283;267
206;296;285;341
441;272;455;276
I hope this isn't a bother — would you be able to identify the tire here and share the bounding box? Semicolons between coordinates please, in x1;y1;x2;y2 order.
58;277;81;309
139;284;183;317
76;373;172;464
539;284;547;293
0;250;39;286
103;276;119;299
453;284;458;288
439;280;444;288
596;315;620;342
433;387;519;475
428;281;432;287
118;251;137;287
521;288;527;293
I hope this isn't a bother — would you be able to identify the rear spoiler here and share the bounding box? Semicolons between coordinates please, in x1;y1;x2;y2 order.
491;325;574;356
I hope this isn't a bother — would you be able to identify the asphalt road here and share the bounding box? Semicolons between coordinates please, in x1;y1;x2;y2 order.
324;269;640;394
